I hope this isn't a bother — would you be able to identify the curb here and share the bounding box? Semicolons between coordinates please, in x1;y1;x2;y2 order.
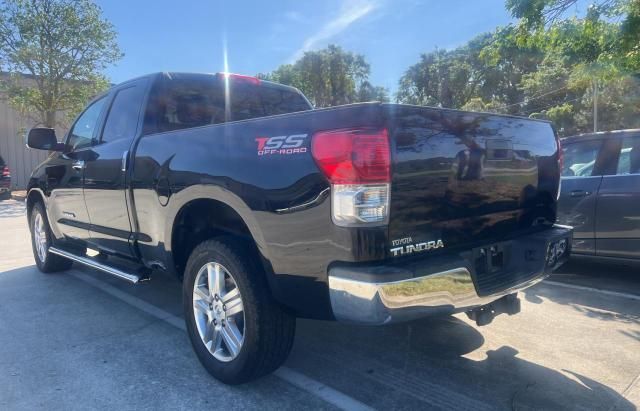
10;192;26;201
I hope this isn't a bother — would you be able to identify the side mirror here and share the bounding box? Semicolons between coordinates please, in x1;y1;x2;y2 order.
26;128;63;151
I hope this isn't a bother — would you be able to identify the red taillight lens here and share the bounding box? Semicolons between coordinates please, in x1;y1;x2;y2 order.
311;128;390;184
312;128;391;226
219;72;261;85
1;166;9;177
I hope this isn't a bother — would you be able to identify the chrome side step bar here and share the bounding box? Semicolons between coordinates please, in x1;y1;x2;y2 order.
49;247;141;284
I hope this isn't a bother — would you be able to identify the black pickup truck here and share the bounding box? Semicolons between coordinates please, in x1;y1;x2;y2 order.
26;72;572;384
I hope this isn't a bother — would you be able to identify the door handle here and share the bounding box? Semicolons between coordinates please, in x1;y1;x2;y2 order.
570;190;591;198
72;160;85;171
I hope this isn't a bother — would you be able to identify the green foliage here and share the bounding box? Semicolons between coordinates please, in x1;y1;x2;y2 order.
396;47;475;108
0;0;122;128
397;27;544;113
397;2;640;136
259;45;388;107
357;80;389;103
506;0;639;71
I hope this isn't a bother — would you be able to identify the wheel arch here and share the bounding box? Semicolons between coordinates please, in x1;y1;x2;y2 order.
164;185;270;278
26;188;46;221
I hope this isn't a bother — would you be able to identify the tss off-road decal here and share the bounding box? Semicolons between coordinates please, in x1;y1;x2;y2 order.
256;134;308;156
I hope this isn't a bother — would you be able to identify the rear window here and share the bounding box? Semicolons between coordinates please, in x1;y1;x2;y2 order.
143;74;310;134
230;83;311;121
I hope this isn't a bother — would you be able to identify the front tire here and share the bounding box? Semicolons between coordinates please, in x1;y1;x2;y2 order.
29;202;73;273
183;238;296;384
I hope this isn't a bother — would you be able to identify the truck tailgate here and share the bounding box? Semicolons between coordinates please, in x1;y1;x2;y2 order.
384;104;561;253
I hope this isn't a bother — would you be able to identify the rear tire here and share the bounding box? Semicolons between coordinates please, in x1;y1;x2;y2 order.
183;238;296;384
29;202;73;273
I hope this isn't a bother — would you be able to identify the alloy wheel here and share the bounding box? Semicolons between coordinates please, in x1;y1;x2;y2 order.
192;262;245;362
33;212;48;263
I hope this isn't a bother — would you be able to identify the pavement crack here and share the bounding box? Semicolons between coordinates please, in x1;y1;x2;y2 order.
610;371;640;411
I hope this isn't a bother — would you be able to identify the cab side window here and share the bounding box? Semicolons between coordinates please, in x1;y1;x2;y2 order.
102;84;146;143
259;86;311;115
143;75;225;135
67;96;107;151
562;140;601;177
616;136;640;175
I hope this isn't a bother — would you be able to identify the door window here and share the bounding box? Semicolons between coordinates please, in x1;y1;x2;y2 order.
616;136;640;175
67;96;107;150
143;75;225;134
561;140;601;177
102;85;146;143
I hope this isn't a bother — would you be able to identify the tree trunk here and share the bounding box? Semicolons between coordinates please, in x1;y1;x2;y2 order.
45;111;56;128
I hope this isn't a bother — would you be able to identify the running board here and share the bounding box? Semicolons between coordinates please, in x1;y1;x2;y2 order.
49;247;142;284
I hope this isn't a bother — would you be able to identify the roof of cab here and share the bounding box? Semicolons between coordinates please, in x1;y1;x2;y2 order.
115;72;301;93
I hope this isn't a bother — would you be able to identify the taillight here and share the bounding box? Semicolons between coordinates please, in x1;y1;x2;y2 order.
218;72;261;85
312;128;391;226
1;166;9;177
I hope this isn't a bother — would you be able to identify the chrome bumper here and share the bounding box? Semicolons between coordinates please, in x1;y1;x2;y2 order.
328;225;572;325
328;267;547;324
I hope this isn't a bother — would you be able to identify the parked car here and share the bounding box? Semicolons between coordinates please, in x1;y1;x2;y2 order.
0;155;11;200
558;129;640;261
25;72;571;384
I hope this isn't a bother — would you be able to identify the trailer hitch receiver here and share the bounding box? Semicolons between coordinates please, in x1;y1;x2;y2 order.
466;293;521;326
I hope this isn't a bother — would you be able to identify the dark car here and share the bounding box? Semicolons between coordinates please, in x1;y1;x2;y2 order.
558;129;640;261
0;155;11;200
24;72;571;384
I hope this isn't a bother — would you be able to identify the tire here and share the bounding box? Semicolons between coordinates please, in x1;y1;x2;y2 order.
183;237;296;384
29;202;73;273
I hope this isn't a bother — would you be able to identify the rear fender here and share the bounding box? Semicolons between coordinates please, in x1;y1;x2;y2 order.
164;184;270;265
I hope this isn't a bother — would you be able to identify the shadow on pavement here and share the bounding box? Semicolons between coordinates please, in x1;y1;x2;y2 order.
0;199;26;219
0;264;635;410
520;261;640;341
553;259;640;292
291;316;635;410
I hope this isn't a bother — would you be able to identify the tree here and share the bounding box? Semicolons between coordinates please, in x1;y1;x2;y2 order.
259;45;388;107
396;28;543;112
506;0;640;71
512;11;640;134
396;4;640;136
0;0;122;128
357;80;389;102
396;47;474;108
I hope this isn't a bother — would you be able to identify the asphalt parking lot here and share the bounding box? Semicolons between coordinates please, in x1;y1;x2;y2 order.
1;198;639;410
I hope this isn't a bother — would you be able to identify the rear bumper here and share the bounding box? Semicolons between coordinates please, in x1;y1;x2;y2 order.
0;177;10;192
328;225;572;324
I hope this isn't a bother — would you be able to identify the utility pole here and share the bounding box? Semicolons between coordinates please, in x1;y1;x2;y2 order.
593;79;598;132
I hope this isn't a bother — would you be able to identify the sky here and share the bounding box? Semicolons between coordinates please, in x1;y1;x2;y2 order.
97;0;519;95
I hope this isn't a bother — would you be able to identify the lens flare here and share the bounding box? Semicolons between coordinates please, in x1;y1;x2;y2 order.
222;33;231;123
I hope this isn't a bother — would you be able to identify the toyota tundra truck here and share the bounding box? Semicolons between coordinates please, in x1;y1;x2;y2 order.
25;72;572;384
